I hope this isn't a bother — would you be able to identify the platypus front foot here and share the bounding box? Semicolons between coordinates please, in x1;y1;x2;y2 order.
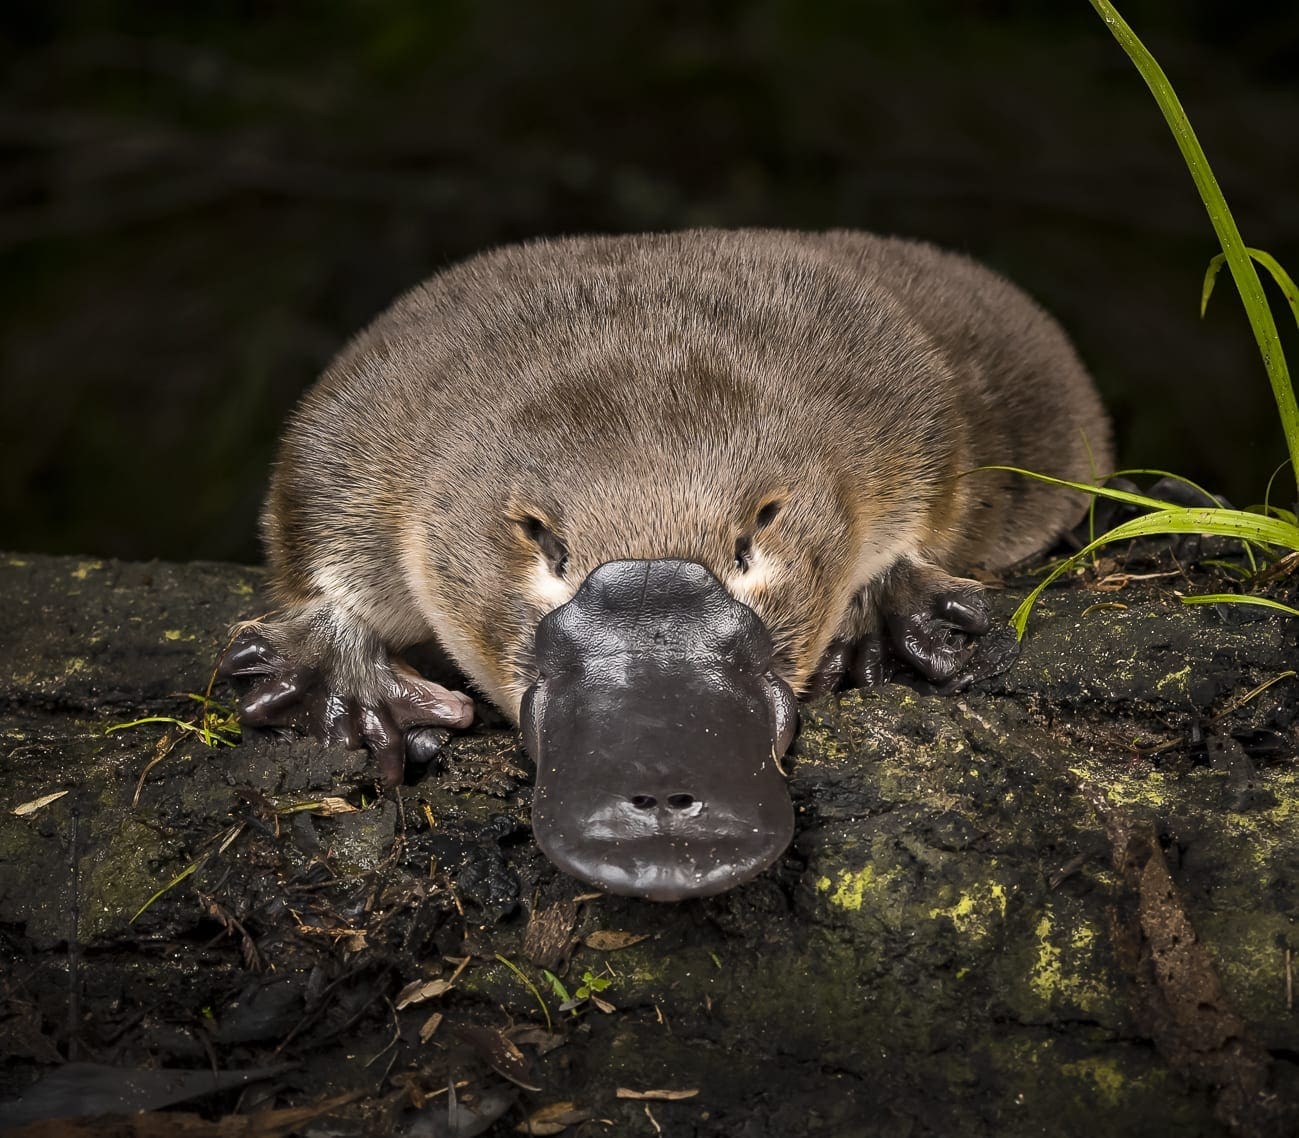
219;625;475;786
814;560;997;694
879;559;990;683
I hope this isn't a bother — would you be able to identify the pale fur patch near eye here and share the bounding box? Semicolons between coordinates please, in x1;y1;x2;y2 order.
729;544;776;607
529;556;575;611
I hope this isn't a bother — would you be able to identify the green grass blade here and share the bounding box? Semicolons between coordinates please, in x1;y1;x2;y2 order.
1091;0;1299;492
495;954;553;1031
1010;506;1299;637
1262;460;1297;522
1203;249;1299;330
1245;249;1299;329
982;467;1299;542
1081;506;1296;549
975;465;1180;512
1201;254;1227;318
132;858;202;922
1180;593;1299;617
105;716;181;735
1109;468;1220;505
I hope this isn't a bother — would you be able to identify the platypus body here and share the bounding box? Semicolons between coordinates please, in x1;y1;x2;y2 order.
223;229;1111;901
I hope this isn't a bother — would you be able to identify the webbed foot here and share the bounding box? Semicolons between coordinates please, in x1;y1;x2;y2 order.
812;559;1015;696
880;560;990;683
219;625;475;786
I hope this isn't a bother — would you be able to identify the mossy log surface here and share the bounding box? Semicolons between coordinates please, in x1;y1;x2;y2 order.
1;552;1296;1137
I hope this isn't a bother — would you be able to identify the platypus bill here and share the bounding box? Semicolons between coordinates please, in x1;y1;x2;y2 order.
221;229;1111;902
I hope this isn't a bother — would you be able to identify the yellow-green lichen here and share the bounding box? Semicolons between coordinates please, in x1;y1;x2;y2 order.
813;860;910;931
1027;909;1111;1014
1154;663;1192;699
927;881;1008;940
1072;762;1173;812
817;865;878;911
1223;768;1299;842
1059;1056;1128;1107
1030;914;1062;1001
1196;911;1295;1026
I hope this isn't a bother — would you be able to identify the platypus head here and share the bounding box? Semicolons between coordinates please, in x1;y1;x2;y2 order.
417;360;894;900
520;558;798;901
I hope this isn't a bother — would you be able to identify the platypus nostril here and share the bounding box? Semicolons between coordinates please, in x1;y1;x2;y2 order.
630;794;657;810
666;793;695;810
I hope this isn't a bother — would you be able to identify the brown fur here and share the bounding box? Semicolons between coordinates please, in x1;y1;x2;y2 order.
260;229;1111;716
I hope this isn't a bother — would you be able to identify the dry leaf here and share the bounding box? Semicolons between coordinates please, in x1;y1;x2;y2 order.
274;796;358;816
419;1011;443;1043
395;977;453;1009
307;796;358;815
582;930;650;951
615;1087;698;1101
516;1100;592;1135
508;1026;566;1055
457;1025;542;1092
12;790;69;817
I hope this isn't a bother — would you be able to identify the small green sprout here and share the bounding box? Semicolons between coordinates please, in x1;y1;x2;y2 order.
574;969;612;1000
106;692;241;748
542;969;571;1004
541;967;615;1016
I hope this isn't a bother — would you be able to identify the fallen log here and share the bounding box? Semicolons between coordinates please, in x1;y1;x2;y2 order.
1;551;1296;1137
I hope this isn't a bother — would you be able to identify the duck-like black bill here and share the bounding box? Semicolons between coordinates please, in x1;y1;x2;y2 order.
522;559;797;901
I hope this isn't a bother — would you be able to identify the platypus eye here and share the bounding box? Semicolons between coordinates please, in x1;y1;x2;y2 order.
754;499;783;529
518;515;569;578
733;534;752;573
734;499;782;572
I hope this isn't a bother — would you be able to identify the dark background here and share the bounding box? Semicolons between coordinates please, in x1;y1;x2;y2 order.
2;0;1296;565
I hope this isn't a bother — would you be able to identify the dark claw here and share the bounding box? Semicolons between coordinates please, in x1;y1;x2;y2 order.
847;632;887;689
218;627;287;678
872;561;993;684
888;611;978;682
219;632;475;785
238;669;317;726
806;638;852;696
405;728;451;768
935;586;990;634
357;704;404;787
319;692;361;750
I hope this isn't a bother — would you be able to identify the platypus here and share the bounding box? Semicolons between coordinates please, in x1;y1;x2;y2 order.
222;229;1111;901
